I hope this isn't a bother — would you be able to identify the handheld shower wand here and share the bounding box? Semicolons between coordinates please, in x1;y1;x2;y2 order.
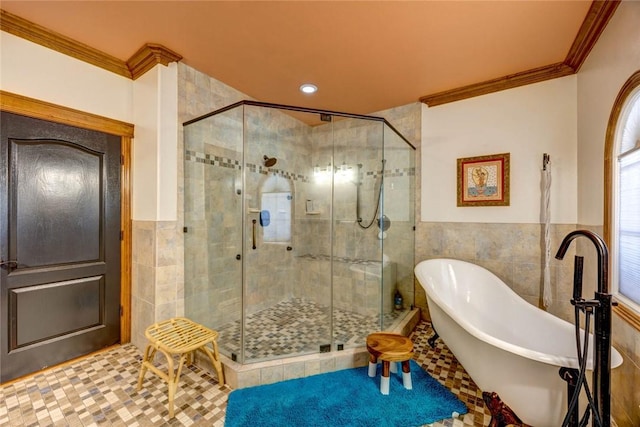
356;159;386;230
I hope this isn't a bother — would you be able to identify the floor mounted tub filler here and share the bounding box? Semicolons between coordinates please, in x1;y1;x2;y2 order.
414;258;622;427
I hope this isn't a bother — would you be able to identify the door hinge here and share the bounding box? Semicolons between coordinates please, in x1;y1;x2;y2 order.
119;305;123;317
120;154;125;165
120;230;124;241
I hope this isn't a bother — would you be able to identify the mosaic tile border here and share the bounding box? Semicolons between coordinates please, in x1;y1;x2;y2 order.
185;149;415;184
185;150;311;183
185;150;240;170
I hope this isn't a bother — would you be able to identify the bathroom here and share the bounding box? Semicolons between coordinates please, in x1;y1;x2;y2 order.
0;1;639;426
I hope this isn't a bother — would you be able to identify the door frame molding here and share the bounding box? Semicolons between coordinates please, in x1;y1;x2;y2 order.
1;90;134;343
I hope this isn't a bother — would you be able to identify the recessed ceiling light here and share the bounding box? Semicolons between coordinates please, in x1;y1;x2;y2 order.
300;84;318;94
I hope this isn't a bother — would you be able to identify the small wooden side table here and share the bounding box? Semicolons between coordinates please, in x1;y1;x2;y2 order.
137;317;225;418
366;332;414;395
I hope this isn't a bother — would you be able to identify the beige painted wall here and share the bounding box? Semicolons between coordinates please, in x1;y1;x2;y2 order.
0;31;132;122
576;0;640;226
421;75;578;224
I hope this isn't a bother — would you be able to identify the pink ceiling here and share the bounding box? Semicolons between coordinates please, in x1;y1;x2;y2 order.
1;1;592;115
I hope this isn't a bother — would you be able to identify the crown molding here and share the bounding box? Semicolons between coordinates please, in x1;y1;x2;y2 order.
565;0;621;72
420;63;574;107
1;9;182;80
421;0;621;107
127;43;183;80
0;9;131;78
1;3;620;106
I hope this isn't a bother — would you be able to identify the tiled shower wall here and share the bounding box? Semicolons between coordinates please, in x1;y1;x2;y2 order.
375;103;421;308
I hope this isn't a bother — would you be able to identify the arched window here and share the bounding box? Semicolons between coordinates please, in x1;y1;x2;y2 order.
606;70;640;330
260;175;292;243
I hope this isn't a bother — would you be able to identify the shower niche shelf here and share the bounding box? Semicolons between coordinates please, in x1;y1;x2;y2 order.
305;211;321;215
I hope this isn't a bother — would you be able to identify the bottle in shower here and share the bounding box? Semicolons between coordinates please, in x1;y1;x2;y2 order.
394;290;403;310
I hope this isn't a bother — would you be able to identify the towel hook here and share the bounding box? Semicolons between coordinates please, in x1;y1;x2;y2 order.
543;153;550;170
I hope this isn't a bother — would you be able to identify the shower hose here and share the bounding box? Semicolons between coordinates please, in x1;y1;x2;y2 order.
561;300;603;427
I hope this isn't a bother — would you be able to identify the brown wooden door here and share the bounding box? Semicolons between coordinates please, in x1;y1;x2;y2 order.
0;112;121;382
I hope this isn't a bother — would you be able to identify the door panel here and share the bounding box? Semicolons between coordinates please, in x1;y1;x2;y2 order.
11;276;103;348
1;112;121;382
13;140;102;266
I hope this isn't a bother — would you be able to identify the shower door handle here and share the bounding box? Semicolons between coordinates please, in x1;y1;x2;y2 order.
252;219;257;250
0;260;18;272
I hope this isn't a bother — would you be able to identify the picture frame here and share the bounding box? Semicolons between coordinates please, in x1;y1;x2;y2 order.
457;153;510;206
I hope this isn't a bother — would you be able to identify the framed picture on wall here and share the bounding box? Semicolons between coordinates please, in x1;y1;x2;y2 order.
457;152;510;206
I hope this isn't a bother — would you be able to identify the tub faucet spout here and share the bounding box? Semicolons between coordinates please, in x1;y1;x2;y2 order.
555;229;608;294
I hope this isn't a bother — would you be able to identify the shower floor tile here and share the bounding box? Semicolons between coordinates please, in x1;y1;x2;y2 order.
216;298;404;361
0;320;491;426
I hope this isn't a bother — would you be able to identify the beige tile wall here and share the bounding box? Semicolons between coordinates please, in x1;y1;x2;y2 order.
414;222;577;321
131;220;180;350
611;312;640;426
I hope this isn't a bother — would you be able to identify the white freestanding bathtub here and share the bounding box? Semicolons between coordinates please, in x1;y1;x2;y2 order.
414;258;623;427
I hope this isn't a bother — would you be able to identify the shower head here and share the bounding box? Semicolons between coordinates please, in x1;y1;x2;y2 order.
263;155;277;167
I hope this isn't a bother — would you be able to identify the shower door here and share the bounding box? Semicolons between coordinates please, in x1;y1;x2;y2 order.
184;105;244;361
241;106;332;363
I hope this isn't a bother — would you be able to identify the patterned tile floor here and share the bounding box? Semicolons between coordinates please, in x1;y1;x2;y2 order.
0;320;491;427
217;298;404;361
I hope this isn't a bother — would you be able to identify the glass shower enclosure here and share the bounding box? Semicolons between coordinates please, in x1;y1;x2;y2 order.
183;101;415;364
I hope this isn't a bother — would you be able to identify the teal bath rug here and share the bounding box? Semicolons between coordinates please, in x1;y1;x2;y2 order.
224;360;467;427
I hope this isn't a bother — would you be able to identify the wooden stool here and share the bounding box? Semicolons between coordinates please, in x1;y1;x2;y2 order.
137;317;225;418
366;332;414;395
